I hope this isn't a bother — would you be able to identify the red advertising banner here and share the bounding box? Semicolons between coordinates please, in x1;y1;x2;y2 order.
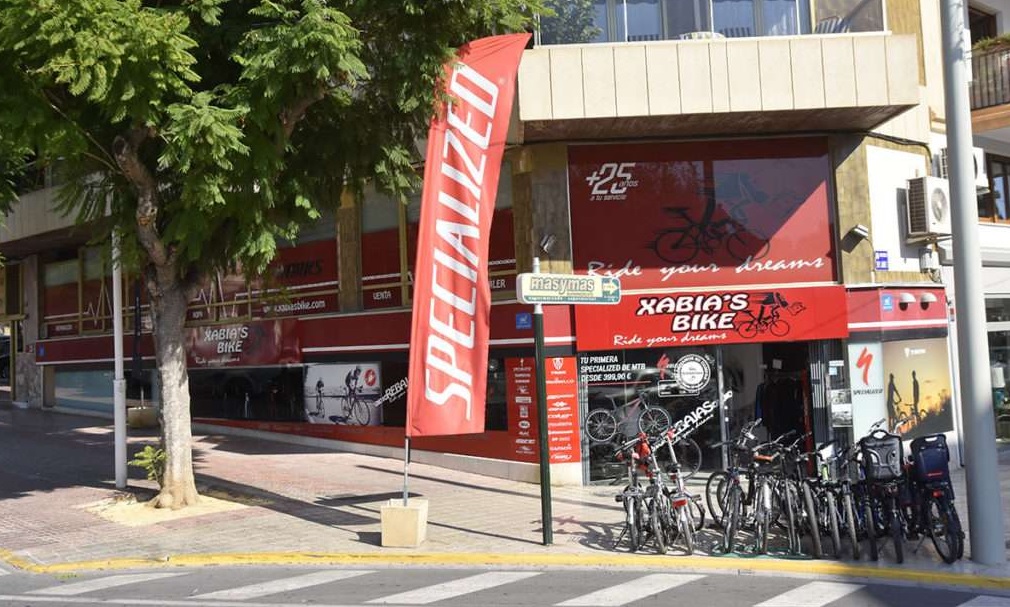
406;33;530;437
544;356;580;464
568;139;835;290
506;357;538;462
186;319;300;367
575;285;849;351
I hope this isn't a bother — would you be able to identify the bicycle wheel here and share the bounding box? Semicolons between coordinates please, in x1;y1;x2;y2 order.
722;485;742;553
864;499;878;561
889;506;904;564
737;321;758;339
350;398;370;426
679;505;695;555
783;482;799;555
651;499;667;555
674;439;703;481
690;496;706;532
624;495;640;552
926;495;960;564
802;481;823;558
842;492;860;560
585;409;618;443
769;319;790;337
706;472;730;528
824;492;841;559
638;406;671;436
652;228;701;265
754;484;770;554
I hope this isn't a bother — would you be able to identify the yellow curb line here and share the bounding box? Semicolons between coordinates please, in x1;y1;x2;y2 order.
1;549;1007;590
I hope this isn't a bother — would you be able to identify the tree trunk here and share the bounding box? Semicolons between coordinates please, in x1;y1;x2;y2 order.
149;281;199;509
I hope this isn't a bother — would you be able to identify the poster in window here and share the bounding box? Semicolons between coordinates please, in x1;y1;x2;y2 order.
881;338;955;440
303;363;384;426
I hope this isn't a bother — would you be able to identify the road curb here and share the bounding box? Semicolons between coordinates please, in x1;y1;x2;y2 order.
1;549;1007;590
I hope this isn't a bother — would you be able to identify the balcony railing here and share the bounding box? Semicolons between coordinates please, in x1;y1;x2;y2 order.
536;0;885;45
971;46;1010;111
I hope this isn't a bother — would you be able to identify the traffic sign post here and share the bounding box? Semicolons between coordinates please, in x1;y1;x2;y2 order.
520;264;621;546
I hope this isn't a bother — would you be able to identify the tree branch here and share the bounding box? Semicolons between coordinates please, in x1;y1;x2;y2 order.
112;126;170;268
277;85;327;151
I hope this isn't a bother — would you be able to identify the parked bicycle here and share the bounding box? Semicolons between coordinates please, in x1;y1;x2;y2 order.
902;433;965;563
856;418;908;563
613;434;651;552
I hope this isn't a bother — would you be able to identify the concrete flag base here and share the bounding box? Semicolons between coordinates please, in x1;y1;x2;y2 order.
380;498;428;548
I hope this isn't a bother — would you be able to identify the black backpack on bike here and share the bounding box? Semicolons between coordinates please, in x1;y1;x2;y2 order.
860;431;904;482
909;433;950;483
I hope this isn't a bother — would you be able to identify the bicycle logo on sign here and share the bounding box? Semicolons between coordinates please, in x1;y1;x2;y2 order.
734;292;807;339
650;173;773;265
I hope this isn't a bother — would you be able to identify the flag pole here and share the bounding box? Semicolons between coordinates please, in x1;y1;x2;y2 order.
402;436;410;506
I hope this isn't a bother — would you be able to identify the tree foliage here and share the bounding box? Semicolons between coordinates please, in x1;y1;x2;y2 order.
0;0;540;276
0;0;540;507
539;0;601;45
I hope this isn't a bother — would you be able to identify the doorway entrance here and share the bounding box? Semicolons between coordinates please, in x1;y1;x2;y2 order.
581;341;814;483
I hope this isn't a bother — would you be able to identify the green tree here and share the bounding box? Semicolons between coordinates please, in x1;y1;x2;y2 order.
0;0;538;509
539;0;601;45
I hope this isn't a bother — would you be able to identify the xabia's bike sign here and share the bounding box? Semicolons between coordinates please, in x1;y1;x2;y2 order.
576;285;848;351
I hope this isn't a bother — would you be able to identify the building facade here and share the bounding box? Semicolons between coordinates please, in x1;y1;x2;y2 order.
0;0;970;484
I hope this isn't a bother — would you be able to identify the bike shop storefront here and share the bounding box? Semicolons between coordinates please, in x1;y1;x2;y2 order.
575;284;850;483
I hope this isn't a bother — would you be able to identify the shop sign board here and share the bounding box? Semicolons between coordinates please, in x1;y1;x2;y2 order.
575;285;848;351
506;357;538;461
544;356;580;464
517;273;620;305
567;139;835;290
186;318;300;368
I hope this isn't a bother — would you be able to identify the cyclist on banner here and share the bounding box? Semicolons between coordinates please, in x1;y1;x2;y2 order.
345;365;362;398
757;292;789;323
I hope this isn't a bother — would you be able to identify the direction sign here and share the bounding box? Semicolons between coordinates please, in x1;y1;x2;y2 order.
516;273;621;305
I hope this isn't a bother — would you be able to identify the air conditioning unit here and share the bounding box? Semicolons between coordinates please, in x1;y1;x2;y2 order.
907;176;952;237
936;147;989;191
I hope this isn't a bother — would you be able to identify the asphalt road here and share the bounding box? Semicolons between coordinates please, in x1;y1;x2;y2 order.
0;565;1007;607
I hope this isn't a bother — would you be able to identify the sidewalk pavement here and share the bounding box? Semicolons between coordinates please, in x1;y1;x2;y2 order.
2;404;1010;591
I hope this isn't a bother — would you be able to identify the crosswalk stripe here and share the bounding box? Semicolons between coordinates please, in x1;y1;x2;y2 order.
193;570;374;600
955;597;1010;607
755;582;865;607
556;574;704;607
29;573;186;596
367;571;541;604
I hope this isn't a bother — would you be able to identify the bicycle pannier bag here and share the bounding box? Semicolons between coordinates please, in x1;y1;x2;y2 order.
860;433;903;482
910;434;950;483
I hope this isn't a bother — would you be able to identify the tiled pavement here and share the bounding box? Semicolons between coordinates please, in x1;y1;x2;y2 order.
2;404;1010;583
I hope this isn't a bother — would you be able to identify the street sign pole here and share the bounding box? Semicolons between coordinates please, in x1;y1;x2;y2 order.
532;256;553;546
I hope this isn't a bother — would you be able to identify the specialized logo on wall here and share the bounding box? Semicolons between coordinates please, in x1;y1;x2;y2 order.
672;354;711;394
552;357;564;371
585;162;639;201
856;346;875;387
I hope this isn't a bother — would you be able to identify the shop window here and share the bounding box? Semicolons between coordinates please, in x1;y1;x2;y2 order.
42;256;80;338
81;247;113;333
365;161;517;311
987;298;1010;322
984;154;1010;223
486;358;508;431
361;191;406;310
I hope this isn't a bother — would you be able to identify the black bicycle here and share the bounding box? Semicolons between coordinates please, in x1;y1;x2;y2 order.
903;433;964;563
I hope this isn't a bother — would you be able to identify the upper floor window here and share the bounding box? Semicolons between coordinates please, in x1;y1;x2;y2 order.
537;0;884;44
984;154;1010;224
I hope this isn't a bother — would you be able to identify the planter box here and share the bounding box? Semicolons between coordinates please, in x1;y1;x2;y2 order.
127;407;158;429
380;498;428;548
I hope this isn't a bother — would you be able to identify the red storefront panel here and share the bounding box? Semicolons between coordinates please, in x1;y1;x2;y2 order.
575;285;849;351
568;139;835;290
